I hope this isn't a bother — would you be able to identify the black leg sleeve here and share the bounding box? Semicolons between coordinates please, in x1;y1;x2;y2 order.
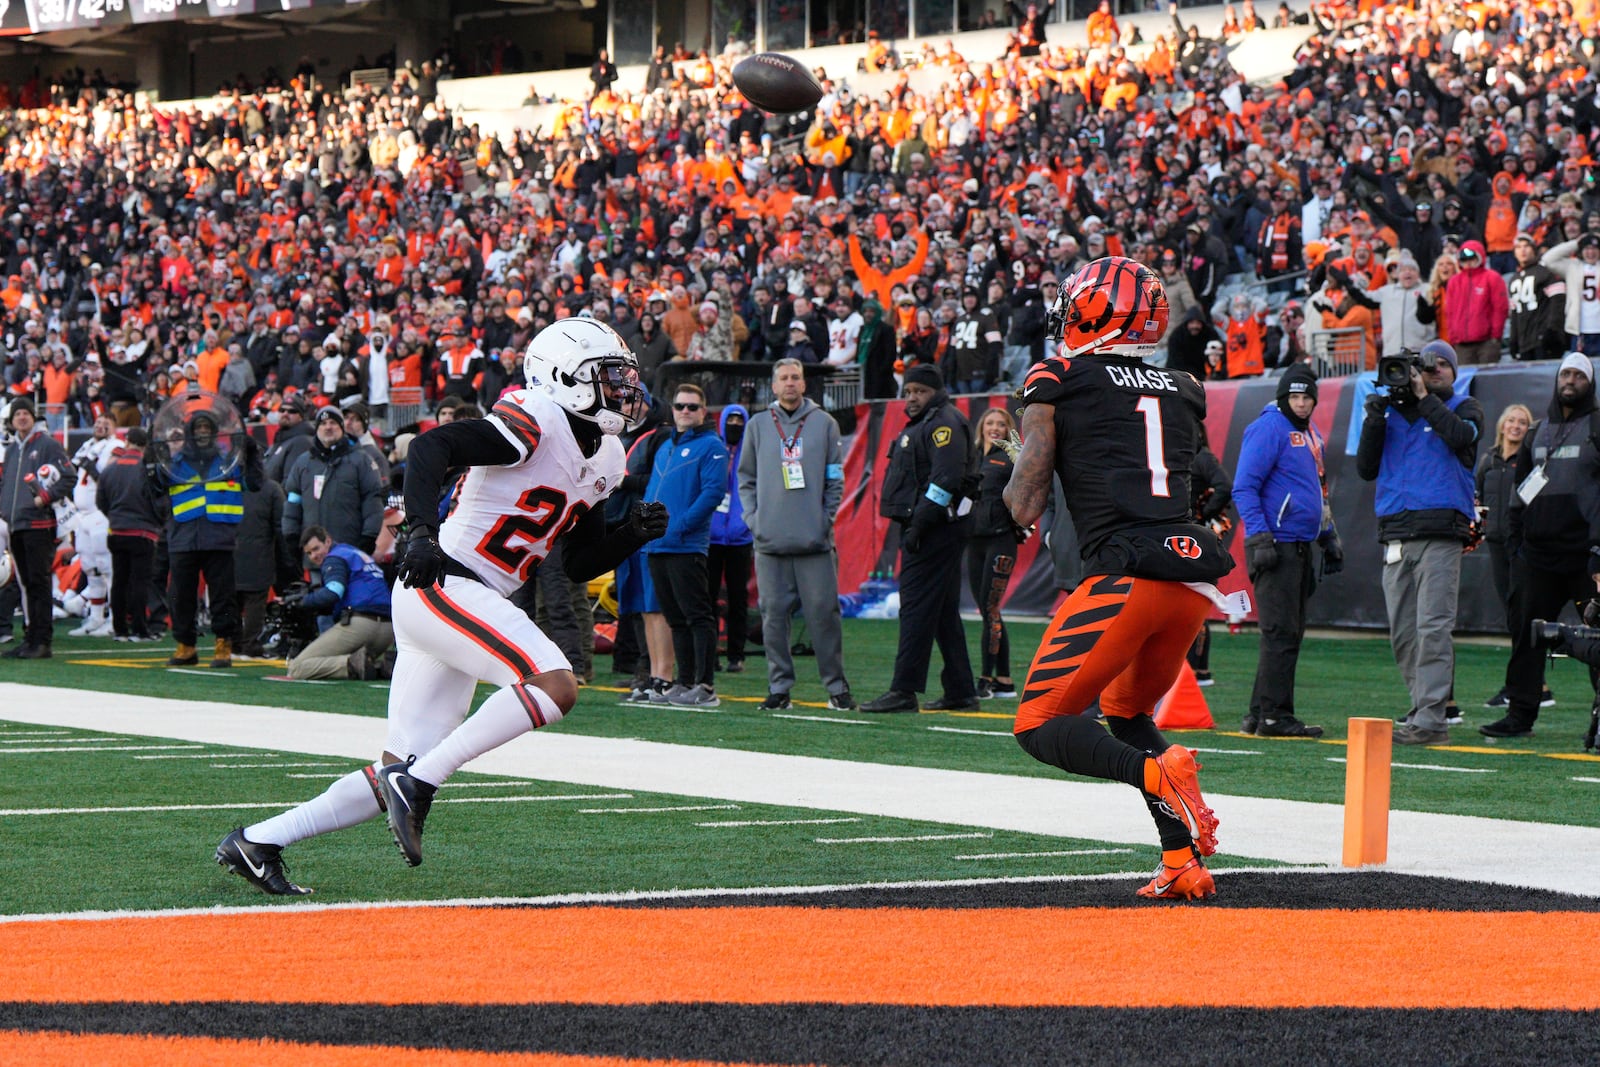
1016;717;1147;790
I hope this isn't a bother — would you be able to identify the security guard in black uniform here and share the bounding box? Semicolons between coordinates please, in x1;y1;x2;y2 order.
862;363;980;713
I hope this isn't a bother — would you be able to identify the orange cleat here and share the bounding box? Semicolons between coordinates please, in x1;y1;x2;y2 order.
1146;746;1219;855
1136;852;1216;901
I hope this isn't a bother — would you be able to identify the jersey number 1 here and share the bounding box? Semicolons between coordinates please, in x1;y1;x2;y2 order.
1134;396;1171;499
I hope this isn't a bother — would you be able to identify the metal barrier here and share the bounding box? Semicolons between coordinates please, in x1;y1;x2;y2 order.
386;387;426;433
1309;327;1368;379
653;361;860;414
349;68;391;92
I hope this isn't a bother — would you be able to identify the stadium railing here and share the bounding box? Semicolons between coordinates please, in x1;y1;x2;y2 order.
386;387;426;432
1311;327;1367;379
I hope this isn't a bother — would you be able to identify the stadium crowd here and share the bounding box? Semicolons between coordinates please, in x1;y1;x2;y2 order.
5;0;1600;709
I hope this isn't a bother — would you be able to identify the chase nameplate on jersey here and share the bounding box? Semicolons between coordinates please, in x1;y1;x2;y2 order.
1104;365;1178;391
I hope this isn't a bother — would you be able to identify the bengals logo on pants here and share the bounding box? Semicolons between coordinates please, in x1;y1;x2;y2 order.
1164;535;1202;559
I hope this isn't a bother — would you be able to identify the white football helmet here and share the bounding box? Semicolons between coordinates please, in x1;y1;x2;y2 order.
523;318;646;435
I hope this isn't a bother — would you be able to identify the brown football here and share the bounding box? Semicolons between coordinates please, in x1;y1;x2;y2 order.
732;52;824;114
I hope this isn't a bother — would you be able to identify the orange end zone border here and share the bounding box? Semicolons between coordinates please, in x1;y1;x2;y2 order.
0;1031;784;1067
5;906;1600;1010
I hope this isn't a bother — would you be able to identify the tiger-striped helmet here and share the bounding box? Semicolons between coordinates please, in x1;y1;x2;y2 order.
1046;256;1170;359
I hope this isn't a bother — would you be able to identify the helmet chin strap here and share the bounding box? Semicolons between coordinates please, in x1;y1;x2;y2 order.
1064;327;1124;357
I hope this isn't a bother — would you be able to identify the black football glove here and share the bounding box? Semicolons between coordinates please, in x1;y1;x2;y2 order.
1246;532;1280;575
628;501;670;541
1319;529;1344;577
396;528;447;589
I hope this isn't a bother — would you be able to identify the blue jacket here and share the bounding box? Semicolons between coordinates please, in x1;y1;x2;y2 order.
1233;403;1330;543
710;404;753;546
1373;393;1477;528
643;423;729;554
302;543;392;617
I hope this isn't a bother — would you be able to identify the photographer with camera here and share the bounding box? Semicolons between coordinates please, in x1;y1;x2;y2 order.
284;526;394;680
1356;340;1484;745
1482;353;1600;739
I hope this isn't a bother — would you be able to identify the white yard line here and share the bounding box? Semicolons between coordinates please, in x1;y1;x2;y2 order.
955;848;1137;860
817;832;992;844
926;726;1012;737
135;752;278;761
1326;757;1496;774
771;713;872;726
0;793;638;817
3;683;1599;896
211;762;339;769
697;817;862;828
580;804;741;814
0;735;116;743
0;744;204;755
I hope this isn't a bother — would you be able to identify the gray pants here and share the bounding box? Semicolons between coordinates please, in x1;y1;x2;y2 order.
288;613;395;680
755;550;848;697
1381;538;1461;730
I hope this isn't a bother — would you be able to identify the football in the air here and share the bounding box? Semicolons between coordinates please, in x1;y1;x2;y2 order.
732;52;824;114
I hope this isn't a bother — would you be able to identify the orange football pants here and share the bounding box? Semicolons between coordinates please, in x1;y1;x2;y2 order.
1014;574;1211;734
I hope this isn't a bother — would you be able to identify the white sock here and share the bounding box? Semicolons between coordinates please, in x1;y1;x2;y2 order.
408;684;563;788
246;767;382;848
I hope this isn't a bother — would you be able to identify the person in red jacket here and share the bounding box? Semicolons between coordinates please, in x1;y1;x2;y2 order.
1443;240;1510;365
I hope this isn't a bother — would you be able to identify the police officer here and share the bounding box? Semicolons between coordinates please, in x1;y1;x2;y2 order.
862;363;979;712
285;525;395;680
150;407;263;669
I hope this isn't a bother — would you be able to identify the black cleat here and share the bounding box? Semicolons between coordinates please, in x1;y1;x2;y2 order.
759;691;793;710
376;758;436;867
215;828;312;896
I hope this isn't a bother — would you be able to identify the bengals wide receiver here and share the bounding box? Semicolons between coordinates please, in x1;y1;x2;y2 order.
1003;256;1237;901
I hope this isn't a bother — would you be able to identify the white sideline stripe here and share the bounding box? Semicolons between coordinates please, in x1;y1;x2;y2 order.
926;726;1012;737
1326;757;1496;774
1571;777;1600;784
167;668;246;679
0;729;70;735
285;774;344;779
771;713;872;726
697;818;861;828
4;684;1600;897
0;736;126;744
1190;747;1265;756
0;793;638;817
955;848;1138;860
0;744;204;755
136;753;276;761
0;866;1342;924
580;804;740;814
817;832;992;844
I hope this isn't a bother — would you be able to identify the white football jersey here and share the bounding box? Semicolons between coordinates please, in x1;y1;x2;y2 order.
440;387;626;596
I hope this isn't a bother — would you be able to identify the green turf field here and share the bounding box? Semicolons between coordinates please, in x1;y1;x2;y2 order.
4;617;1599;914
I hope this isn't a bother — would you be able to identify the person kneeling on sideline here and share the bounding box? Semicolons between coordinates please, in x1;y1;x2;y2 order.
285;525;395;680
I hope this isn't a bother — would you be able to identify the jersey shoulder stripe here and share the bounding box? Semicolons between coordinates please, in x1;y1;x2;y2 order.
490;397;543;458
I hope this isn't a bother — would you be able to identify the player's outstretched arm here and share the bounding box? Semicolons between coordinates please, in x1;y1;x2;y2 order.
563;501;669;583
1004;403;1055;529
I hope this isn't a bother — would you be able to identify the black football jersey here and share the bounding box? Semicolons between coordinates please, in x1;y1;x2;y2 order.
1021;354;1206;557
949;308;1002;379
